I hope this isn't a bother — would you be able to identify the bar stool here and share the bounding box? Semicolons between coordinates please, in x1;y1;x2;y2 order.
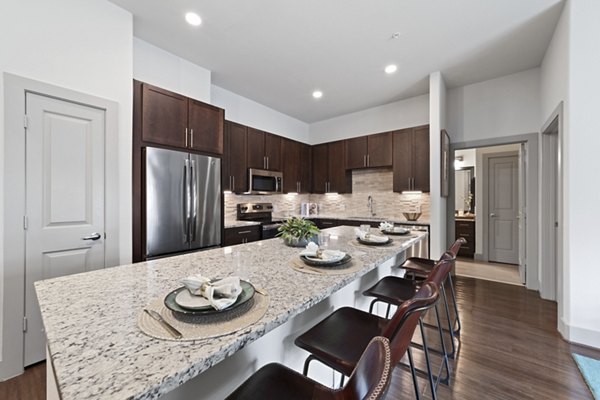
294;281;442;400
402;238;466;336
225;336;392;400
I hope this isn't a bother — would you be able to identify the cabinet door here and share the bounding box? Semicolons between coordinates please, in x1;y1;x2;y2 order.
222;122;231;191
141;83;187;148
412;125;430;192
281;138;300;193
312;144;329;194
188;99;224;155
246;127;265;169
328;141;351;193
264;132;281;171
367;132;393;167
345;136;367;169
393;129;412;192
228;122;248;193
299;143;312;193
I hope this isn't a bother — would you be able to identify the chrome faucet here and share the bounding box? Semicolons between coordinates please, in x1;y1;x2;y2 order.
367;195;376;216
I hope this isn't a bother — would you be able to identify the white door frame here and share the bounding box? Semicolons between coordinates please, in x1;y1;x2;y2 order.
1;73;120;380
482;151;519;264
448;132;539;291
540;102;563;305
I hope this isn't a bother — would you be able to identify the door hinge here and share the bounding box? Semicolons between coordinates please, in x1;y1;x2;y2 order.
23;115;29;129
23;316;27;332
104;232;107;239
23;215;29;230
555;221;559;227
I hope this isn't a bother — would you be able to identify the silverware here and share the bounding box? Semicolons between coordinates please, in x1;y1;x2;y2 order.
144;309;183;339
255;287;268;296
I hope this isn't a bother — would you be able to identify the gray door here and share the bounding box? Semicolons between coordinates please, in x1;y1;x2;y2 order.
25;93;106;365
488;155;519;264
146;147;189;257
189;154;222;249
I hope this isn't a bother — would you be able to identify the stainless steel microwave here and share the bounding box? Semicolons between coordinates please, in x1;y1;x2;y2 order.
247;168;282;194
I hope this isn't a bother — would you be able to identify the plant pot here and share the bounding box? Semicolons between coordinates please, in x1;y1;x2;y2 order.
283;235;318;247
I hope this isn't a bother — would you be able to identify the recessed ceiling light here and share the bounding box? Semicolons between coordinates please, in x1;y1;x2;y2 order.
312;90;323;99
385;64;398;74
185;12;202;26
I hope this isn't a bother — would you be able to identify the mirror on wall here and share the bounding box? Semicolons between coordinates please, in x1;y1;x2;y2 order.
455;167;475;214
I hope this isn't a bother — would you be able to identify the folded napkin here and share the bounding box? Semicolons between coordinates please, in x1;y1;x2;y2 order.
180;275;242;310
299;241;320;257
355;228;389;243
379;221;394;231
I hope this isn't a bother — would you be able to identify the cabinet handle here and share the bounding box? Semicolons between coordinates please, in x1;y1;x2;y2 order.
267;157;269;170
363;155;366;167
263;156;267;170
367;154;370;166
190;129;194;148
185;128;188;147
232;176;235;192
238;230;252;234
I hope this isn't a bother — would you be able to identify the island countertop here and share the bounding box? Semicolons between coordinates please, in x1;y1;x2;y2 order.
35;226;427;400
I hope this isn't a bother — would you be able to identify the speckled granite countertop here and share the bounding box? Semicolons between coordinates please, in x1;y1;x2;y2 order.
271;214;431;226
224;220;261;229
35;226;427;400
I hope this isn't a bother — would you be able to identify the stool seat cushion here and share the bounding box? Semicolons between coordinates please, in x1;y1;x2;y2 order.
362;276;418;305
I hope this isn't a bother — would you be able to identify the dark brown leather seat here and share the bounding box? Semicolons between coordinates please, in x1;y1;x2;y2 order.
225;336;392;400
294;281;441;398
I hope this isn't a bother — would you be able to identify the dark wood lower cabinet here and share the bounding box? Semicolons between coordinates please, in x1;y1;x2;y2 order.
455;219;475;257
223;225;261;246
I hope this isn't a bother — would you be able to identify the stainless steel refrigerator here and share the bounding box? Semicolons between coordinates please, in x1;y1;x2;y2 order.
145;147;221;258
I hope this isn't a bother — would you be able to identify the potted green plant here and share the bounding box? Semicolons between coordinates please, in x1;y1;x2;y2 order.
276;217;320;247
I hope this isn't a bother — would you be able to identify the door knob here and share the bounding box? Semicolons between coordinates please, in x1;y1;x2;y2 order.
82;232;102;241
489;213;496;217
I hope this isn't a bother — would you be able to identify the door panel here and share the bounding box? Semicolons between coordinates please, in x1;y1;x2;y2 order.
312;144;329;194
281;138;300;192
25;93;105;366
328;141;350;193
488;155;519;264
228;122;248;193
246;127;265;169
345;136;367;169
141;83;187;148
264;133;281;171
412;126;430;192
393;129;412;192
188;99;224;155
190;154;222;249
367;132;392;167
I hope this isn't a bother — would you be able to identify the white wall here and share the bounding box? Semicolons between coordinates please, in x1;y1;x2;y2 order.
540;0;570;341
447;68;541;143
562;0;600;349
0;0;132;376
309;94;429;144
133;38;211;103
429;72;447;258
211;85;309;143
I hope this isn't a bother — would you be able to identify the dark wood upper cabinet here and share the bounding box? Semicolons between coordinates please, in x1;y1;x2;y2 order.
141;83;187;148
138;81;224;155
281;139;312;193
312;141;351;194
312;144;329;194
393;125;430;192
227;121;248;193
246;128;281;171
345;132;392;169
222;122;231;191
188;99;224;154
345;136;368;169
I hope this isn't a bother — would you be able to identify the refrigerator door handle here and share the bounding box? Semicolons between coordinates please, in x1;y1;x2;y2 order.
191;159;198;242
183;159;190;243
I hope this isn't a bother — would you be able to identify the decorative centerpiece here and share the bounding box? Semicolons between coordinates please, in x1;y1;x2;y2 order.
277;217;320;247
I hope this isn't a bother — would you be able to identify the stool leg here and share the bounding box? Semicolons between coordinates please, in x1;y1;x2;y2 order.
418;318;437;400
406;346;421;400
368;299;378;314
447;276;462;335
303;355;316;376
339;373;345;388
440;284;457;359
434;303;451;385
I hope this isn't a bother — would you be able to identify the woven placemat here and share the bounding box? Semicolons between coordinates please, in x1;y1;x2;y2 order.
289;256;364;275
138;292;270;341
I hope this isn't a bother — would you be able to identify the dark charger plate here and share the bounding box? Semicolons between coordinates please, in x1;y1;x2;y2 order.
164;280;255;315
380;229;410;236
357;237;393;246
300;253;352;267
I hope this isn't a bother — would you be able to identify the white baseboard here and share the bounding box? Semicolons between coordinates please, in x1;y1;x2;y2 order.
558;318;600;349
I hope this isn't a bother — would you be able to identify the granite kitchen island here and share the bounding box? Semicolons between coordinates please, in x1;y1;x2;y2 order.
36;226;427;400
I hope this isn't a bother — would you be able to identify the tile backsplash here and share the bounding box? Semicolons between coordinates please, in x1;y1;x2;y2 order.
224;169;430;223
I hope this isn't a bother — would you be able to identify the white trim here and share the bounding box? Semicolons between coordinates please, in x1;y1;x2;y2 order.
1;73;120;379
559;319;600;350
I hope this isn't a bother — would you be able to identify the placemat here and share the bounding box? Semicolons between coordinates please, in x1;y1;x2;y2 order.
138;291;270;341
289;256;364;275
347;235;417;249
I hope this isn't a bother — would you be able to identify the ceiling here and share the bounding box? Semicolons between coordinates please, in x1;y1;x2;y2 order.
109;0;564;123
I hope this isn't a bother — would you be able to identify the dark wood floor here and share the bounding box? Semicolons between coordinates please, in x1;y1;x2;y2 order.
0;276;597;399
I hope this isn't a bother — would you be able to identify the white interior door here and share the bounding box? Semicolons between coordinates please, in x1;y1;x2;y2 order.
518;144;527;283
24;93;106;366
488;155;519;264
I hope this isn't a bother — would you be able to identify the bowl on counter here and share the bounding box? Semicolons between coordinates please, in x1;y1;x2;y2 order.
403;212;422;222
